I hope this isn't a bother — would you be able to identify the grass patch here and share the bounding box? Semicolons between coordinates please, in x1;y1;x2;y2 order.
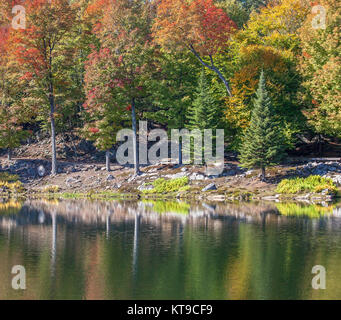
142;177;190;194
0;181;24;193
0;172;24;194
0;172;19;182
276;175;337;194
43;185;60;193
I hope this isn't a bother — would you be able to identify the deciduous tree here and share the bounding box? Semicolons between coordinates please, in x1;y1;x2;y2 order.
153;0;237;96
10;0;77;175
298;0;341;138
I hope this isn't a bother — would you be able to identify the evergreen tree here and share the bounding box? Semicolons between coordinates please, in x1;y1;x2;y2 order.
187;69;221;131
186;69;222;161
239;71;286;180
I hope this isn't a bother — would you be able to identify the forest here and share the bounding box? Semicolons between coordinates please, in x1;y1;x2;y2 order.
0;0;340;177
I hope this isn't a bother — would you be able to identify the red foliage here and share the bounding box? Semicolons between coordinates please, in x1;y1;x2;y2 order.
89;127;100;133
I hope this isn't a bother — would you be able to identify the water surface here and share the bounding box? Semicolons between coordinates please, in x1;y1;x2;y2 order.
0;199;341;300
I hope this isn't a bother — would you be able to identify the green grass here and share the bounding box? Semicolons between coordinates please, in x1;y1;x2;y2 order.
142;177;190;194
0;172;24;194
0;172;19;182
276;175;337;194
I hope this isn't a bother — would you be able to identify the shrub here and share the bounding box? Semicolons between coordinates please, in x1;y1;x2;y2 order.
43;185;60;193
0;181;24;193
276;175;337;194
142;177;190;194
0;172;19;182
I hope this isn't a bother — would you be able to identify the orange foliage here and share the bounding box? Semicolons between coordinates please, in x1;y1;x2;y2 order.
153;0;237;56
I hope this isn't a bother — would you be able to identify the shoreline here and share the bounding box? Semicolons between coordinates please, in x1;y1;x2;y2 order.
1;157;340;204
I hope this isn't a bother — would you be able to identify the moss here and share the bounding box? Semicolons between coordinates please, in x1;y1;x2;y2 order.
276;175;337;194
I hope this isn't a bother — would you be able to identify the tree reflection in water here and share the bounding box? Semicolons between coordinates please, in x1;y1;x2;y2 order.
0;199;341;299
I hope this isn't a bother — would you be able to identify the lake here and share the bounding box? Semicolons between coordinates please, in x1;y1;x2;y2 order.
1;199;341;300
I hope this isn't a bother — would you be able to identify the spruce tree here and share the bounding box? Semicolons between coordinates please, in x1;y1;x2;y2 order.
239;71;286;180
186;69;222;161
187;69;221;131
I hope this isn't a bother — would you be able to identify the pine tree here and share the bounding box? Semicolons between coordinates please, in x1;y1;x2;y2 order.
187;69;221;131
186;69;222;161
239;71;286;180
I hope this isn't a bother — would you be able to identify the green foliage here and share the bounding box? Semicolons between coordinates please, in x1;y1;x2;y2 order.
276;175;337;195
216;0;250;29
142;177;190;194
187;69;222;131
43;185;61;193
0;180;24;193
298;0;341;138
239;71;286;173
0;172;19;182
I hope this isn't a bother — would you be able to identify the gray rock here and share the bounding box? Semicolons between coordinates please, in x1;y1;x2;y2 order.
202;183;217;192
65;177;79;185
189;172;205;181
137;184;154;191
106;174;115;181
37;165;46;177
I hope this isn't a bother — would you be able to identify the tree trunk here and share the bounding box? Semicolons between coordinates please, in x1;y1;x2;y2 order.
131;98;140;176
106;150;111;172
49;90;57;176
178;138;182;165
188;45;232;97
261;167;266;181
7;148;12;161
318;134;323;156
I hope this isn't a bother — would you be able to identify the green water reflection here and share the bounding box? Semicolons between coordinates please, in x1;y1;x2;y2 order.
0;199;341;300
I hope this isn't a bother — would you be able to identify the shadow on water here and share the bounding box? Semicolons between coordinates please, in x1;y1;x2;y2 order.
0;198;341;300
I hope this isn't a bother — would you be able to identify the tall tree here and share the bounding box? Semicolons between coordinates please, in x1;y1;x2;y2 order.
0;25;31;160
298;0;341;139
10;0;76;175
186;69;223;160
187;69;222;131
223;0;309;149
239;71;286;180
153;0;237;97
83;0;157;175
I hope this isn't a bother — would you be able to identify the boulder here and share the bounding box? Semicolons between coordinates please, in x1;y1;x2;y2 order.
37;165;46;177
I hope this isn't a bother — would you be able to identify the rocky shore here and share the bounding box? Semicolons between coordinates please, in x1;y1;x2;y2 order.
1;156;340;203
